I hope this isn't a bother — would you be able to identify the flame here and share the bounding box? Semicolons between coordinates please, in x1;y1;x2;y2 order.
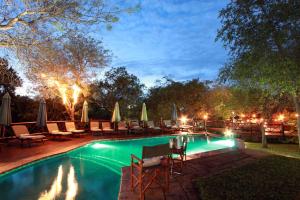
72;84;81;105
203;114;208;120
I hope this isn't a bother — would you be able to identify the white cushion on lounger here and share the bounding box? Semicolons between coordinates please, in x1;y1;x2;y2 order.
142;156;162;167
132;126;142;130
19;134;45;139
51;130;72;135
70;129;85;133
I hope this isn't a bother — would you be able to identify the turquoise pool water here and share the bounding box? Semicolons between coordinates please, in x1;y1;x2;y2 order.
0;135;234;200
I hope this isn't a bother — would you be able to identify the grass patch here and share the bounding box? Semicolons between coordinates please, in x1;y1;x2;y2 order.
197;156;300;200
245;142;300;159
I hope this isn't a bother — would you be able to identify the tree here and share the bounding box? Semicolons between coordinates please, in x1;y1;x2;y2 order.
0;57;22;95
217;0;300;147
21;34;110;120
90;67;144;120
146;79;210;122
0;0;126;48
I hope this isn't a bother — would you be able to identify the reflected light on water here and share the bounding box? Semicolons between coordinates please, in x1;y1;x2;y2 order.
213;140;235;147
66;165;78;200
38;165;63;200
91;143;112;149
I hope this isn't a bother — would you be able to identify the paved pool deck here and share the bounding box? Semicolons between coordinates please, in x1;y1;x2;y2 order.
119;149;269;200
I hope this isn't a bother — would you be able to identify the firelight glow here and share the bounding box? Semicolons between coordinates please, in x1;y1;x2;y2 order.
180;116;188;125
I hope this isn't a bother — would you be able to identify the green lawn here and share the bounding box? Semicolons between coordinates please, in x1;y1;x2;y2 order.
197;156;300;200
245;142;300;159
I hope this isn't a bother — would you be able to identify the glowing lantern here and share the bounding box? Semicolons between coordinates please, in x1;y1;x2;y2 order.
224;129;234;138
180;116;188;125
278;114;284;122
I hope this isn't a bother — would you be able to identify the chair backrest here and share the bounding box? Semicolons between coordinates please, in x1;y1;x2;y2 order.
142;143;170;159
147;121;154;127
130;120;139;127
164;120;171;126
118;121;127;128
90;121;99;129
102;122;111;129
47;123;59;133
65;122;75;131
12;125;30;137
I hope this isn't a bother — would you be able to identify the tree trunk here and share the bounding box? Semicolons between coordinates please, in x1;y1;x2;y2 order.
261;123;268;148
294;96;300;149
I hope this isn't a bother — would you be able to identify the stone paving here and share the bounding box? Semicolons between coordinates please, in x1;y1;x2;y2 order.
119;149;269;200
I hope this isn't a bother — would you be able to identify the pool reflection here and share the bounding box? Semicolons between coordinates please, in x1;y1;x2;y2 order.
38;165;63;200
38;165;78;200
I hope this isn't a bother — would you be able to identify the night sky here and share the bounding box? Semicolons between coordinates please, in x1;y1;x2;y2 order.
8;0;230;95
97;0;229;87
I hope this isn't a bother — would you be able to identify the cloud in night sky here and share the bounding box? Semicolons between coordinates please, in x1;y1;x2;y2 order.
93;0;229;87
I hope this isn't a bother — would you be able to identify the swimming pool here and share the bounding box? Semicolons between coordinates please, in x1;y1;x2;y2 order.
0;135;234;200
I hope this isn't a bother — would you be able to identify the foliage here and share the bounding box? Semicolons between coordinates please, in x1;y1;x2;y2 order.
89;67;144;120
0;57;22;95
19;33;110;120
0;0;131;48
217;0;300;101
217;0;300;146
146;79;210;121
197;156;300;200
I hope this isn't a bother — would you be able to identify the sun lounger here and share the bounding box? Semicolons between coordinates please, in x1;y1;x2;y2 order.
90;121;102;135
65;122;85;137
129;120;143;134
11;125;46;147
101;122;114;134
147;121;161;130
118;121;128;133
47;123;72;140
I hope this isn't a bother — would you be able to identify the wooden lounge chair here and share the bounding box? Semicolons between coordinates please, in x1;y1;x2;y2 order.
90;121;102;136
147;121;161;133
101;122;114;134
131;143;171;200
118;121;128;133
11;125;46;147
163;120;172;128
47;123;72;140
129;120;143;134
147;121;161;130
65;121;85;137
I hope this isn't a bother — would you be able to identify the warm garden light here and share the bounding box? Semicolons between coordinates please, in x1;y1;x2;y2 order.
278;114;284;121
241;113;245;118
224;129;234;138
180;116;188;125
252;114;256;118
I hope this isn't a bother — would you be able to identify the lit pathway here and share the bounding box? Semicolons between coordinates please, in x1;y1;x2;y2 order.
119;149;269;200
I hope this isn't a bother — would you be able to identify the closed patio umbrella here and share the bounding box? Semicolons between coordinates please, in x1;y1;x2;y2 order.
141;103;148;127
0;93;12;137
81;100;89;123
37;98;47;127
112;102;121;130
171;103;178;122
